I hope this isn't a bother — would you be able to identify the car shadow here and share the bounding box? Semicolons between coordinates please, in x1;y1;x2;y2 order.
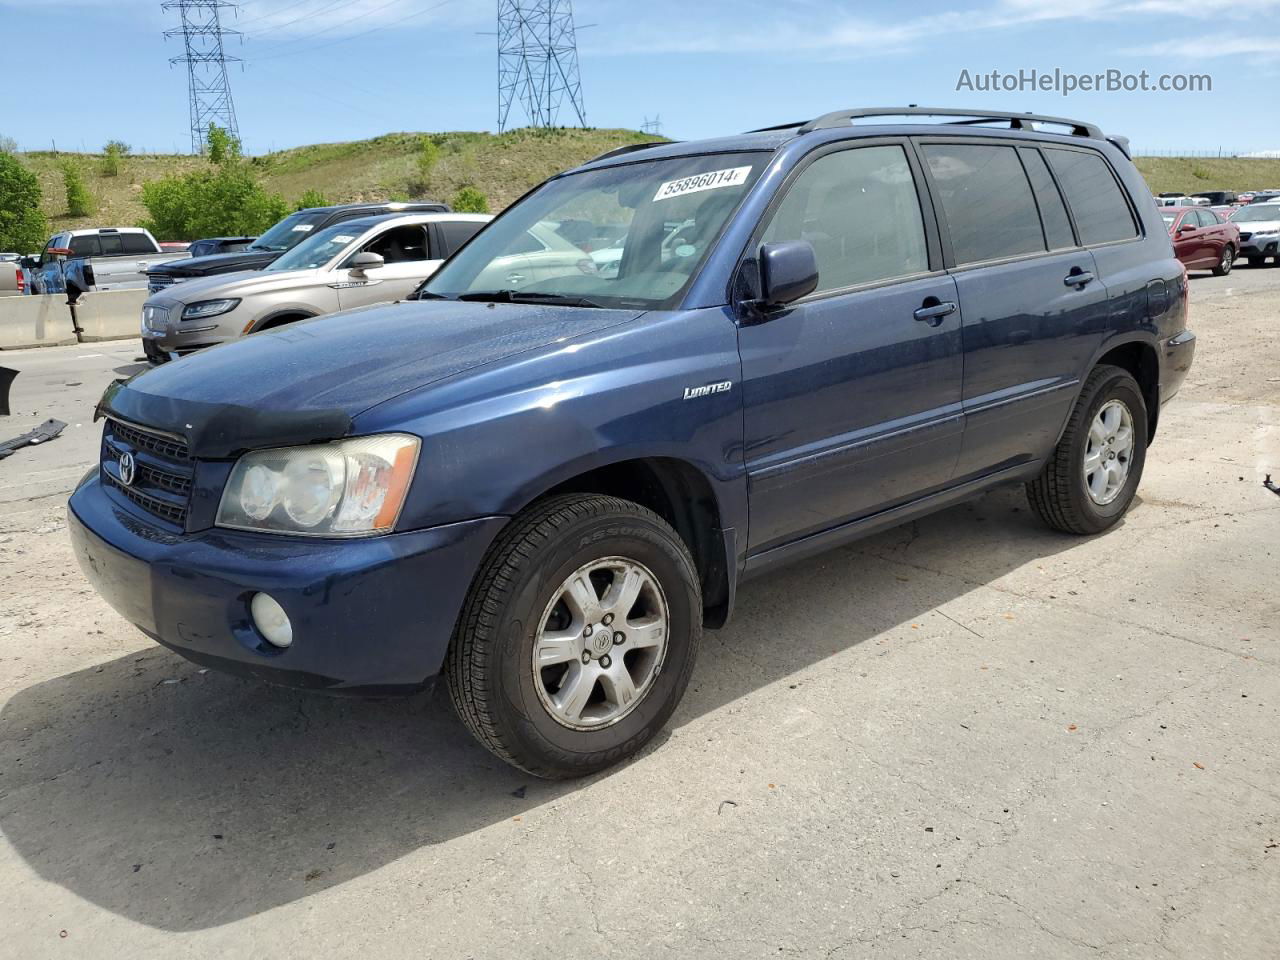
0;486;1084;931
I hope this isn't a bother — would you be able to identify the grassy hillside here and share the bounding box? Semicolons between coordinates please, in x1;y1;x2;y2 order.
1133;156;1280;195
19;128;659;237
17;133;1280;239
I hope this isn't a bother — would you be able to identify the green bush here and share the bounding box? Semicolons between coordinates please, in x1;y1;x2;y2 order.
0;151;48;252
141;162;288;241
61;161;94;217
417;136;441;187
207;124;240;165
101;140;130;177
451;186;490;214
1191;166;1211;181
294;188;327;211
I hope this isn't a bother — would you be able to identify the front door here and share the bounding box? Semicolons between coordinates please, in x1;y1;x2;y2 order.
335;224;441;310
738;142;964;554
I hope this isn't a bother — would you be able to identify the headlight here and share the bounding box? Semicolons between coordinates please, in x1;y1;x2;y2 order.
182;298;241;320
216;434;420;537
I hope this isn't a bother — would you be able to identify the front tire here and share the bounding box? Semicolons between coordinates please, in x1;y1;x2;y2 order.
1027;365;1148;535
1212;245;1235;276
1247;256;1265;268
446;494;702;779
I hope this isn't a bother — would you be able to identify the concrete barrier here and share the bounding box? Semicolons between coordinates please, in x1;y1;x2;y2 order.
72;289;147;343
0;295;78;349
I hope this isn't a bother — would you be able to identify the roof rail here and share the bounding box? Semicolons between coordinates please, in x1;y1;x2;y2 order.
750;107;1105;140
588;141;672;164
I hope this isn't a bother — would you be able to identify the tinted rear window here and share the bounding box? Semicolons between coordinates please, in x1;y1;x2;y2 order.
68;236;101;257
439;220;486;256
121;233;157;254
1019;148;1076;250
1046;149;1138;246
923;144;1044;265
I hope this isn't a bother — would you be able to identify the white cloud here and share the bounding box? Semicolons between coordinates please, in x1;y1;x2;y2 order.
1122;35;1280;59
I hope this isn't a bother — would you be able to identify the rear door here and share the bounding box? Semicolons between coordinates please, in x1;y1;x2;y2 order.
335;224;439;310
919;140;1108;479
739;140;964;553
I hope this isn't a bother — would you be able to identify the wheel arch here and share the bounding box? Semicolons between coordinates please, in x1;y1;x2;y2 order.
249;309;319;333
1086;336;1161;443
529;456;737;629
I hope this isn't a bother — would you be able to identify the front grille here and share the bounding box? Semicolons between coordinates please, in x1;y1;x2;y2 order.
147;274;176;294
110;419;189;461
101;419;194;527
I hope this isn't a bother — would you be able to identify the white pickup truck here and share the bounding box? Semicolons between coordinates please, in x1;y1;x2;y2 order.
33;228;188;298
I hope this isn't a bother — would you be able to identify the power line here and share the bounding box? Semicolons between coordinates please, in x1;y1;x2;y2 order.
231;0;325;29
245;0;375;48
249;0;451;61
163;0;242;154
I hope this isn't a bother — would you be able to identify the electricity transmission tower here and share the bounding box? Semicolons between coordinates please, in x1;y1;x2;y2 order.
163;0;241;154
642;115;663;136
497;1;587;132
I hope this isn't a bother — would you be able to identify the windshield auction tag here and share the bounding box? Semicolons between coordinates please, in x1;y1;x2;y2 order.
292;224;315;232
654;166;752;202
332;236;355;244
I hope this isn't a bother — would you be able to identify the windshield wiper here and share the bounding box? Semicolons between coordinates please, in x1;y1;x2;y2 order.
456;290;605;308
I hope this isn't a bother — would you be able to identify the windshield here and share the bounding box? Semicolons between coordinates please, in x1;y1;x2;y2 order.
1231;205;1280;222
251;212;330;253
263;222;362;272
1161;214;1177;229
424;152;768;308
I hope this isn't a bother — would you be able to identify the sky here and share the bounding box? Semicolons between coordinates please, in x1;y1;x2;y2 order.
1;0;1278;156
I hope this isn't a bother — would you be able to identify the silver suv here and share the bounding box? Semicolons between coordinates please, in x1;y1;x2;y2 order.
141;212;491;362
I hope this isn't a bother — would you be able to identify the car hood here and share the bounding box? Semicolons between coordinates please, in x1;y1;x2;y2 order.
148;249;281;277
99;300;646;458
1233;217;1280;231
147;267;320;305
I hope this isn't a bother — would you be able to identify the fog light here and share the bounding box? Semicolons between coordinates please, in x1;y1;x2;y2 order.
250;592;293;648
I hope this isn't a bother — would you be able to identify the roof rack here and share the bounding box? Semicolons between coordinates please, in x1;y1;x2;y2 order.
749;107;1105;141
588;141;672;164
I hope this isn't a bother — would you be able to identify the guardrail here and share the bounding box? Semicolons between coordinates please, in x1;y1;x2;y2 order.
0;290;142;350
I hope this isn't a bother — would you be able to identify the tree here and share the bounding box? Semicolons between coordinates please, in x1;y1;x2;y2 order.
294;188;327;211
102;140;131;177
451;186;489;214
417;136;441;189
60;160;94;217
0;151;48;252
0;134;17;155
207;123;240;165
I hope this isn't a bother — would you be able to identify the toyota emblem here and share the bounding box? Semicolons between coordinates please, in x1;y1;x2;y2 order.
119;451;137;487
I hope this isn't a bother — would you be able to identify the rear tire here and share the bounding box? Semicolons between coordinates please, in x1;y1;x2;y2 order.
446;494;702;779
1212;245;1234;276
1027;365;1148;535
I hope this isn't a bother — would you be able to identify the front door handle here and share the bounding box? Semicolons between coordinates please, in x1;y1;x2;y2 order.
1065;270;1095;288
913;300;957;326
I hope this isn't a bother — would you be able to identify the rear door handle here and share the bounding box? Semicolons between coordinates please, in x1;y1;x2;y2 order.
913;300;957;325
1064;271;1095;288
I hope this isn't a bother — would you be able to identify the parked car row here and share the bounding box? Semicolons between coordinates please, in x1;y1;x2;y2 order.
70;105;1196;778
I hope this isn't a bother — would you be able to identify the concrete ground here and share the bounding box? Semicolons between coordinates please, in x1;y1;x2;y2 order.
0;266;1277;959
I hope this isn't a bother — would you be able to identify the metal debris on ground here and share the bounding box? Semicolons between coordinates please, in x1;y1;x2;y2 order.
1264;475;1280;497
0;419;67;461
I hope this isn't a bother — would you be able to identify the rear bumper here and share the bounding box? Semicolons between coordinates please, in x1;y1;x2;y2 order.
1160;329;1196;407
69;474;507;693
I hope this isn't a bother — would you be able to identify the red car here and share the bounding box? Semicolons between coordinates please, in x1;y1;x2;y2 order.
1162;205;1240;275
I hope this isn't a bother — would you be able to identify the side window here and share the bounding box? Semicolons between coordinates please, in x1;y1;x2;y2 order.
761;144;929;293
505;230;548;256
1045;148;1139;246
68;235;102;258
923;143;1045;264
99;234;124;256
440;220;486;257
1200;209;1221;226
1019;148;1076;250
364;225;430;263
121;233;157;254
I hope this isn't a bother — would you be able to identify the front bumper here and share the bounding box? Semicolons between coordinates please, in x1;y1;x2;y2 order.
69;473;507;693
1238;237;1279;258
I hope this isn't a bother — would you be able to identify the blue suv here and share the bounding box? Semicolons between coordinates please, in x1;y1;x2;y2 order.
69;108;1195;778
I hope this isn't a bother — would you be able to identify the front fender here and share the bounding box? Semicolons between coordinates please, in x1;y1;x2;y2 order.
353;307;749;540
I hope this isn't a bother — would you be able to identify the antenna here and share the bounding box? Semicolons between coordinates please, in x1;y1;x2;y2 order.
642;115;663;136
163;0;242;154
497;0;587;132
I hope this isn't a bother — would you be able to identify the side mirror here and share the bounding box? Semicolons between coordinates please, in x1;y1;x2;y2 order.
1177;223;1195;233
349;251;384;274
758;241;819;307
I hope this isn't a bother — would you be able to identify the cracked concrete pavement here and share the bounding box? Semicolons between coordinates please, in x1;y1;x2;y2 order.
0;267;1276;958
